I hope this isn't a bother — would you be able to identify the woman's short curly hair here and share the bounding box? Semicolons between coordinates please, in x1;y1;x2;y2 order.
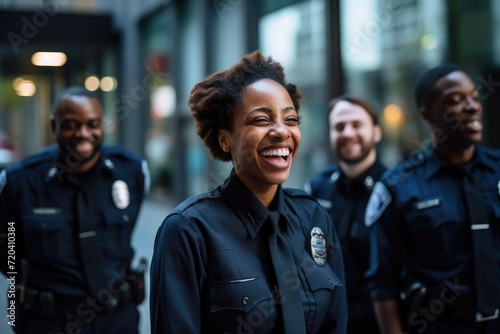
188;50;302;161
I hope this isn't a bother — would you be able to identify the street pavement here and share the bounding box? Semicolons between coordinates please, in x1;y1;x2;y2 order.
0;197;174;334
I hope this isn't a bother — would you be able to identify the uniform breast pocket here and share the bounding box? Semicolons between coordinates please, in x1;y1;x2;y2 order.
405;205;461;264
22;214;68;263
301;257;341;330
101;206;138;260
209;277;274;333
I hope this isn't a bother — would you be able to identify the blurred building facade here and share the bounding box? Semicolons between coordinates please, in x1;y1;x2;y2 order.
0;0;499;205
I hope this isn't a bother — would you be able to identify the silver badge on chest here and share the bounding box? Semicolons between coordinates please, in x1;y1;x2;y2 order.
310;227;327;266
111;180;130;209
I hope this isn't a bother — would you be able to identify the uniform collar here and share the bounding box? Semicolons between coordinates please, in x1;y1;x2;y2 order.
336;159;385;193
221;169;289;239
425;144;494;180
44;146;116;184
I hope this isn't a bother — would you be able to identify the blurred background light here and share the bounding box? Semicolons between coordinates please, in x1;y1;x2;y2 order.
85;75;100;91
151;85;175;119
31;52;67;67
12;77;36;97
383;104;403;128
100;76;117;92
420;34;439;50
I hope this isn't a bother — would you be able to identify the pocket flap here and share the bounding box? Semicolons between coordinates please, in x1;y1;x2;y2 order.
22;214;65;233
210;277;272;312
103;205;137;225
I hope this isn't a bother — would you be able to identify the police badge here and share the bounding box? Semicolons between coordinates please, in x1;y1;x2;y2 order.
310;227;327;266
111;180;130;209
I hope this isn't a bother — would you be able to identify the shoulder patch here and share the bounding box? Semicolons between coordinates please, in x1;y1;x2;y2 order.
364;182;392;227
0;169;6;194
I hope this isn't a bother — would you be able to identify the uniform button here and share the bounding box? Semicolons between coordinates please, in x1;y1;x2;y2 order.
328;279;333;285
208;192;215;197
330;171;339;182
123;215;129;221
104;159;115;169
109;296;118;307
241;296;249;306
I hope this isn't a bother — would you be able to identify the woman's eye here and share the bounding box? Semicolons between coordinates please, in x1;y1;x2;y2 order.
251;117;270;124
284;117;299;125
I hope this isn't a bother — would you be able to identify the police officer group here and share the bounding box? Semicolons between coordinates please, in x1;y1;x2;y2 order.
2;62;500;334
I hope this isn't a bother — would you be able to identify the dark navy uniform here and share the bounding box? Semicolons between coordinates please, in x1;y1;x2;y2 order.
0;145;149;334
306;160;386;333
150;170;347;334
365;145;500;333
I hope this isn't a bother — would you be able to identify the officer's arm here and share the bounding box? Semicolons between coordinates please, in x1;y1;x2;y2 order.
374;299;402;334
0;169;13;276
365;181;406;334
150;212;206;334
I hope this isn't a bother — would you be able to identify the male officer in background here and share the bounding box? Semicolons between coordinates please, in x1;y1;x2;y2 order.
365;64;500;333
0;86;149;333
305;95;386;333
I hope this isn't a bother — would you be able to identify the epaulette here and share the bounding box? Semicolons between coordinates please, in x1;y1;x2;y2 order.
170;189;222;215
312;164;338;181
6;146;56;173
480;145;500;159
307;164;339;193
284;187;317;200
381;148;430;187
103;146;142;162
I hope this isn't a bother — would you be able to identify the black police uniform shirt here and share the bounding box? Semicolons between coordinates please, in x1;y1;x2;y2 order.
0;145;149;297
365;145;500;316
150;169;348;334
305;160;386;316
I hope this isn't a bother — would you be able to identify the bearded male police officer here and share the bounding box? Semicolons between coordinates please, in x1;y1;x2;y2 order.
365;64;500;333
0;86;149;333
305;95;386;334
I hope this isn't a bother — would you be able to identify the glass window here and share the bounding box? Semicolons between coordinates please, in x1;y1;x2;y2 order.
259;0;328;188
139;7;175;198
340;0;447;165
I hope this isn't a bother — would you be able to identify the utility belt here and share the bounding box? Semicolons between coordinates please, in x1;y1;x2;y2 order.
18;281;136;318
400;280;499;333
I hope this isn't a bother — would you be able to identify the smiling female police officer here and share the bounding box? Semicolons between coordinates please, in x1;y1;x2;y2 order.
150;51;347;334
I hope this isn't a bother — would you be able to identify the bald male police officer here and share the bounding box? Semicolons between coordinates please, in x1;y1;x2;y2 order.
0;86;149;333
365;65;500;333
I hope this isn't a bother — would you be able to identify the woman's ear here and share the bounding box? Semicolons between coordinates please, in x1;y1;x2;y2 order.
218;129;231;153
